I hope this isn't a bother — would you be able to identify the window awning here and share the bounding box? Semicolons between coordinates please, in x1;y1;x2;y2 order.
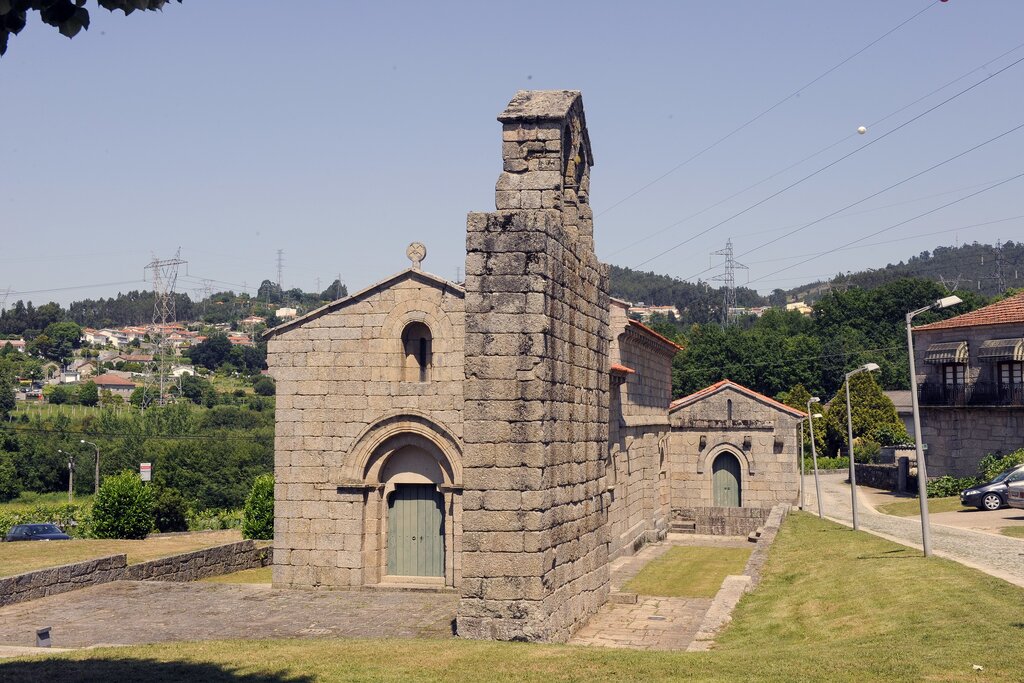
978;338;1024;362
923;341;968;365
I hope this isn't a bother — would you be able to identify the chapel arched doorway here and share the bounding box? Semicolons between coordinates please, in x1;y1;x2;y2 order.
712;451;742;507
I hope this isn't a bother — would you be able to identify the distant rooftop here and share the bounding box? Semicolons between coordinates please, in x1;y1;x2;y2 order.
915;291;1024;331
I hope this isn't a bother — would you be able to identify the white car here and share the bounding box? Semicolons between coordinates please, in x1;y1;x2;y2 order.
1006;472;1024;511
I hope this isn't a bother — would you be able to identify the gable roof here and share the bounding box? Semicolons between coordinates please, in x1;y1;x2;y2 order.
669;379;806;418
914;291;1024;331
92;373;136;387
627;319;683;352
264;268;464;339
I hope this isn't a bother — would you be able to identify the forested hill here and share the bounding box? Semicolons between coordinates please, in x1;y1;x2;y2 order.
787;241;1024;303
608;265;766;324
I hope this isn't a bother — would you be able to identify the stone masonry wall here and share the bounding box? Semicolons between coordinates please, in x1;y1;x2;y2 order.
668;386;801;511
606;301;675;560
0;541;269;608
267;273;465;589
458;91;611;642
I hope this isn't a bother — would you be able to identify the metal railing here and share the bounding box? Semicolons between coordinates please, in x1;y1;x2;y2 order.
918;381;1024;407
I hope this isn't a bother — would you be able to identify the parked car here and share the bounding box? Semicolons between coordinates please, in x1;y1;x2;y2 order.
959;464;1024;511
1007;476;1024;511
3;523;71;542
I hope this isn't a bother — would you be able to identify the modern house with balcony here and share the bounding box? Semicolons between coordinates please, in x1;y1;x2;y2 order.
913;291;1024;477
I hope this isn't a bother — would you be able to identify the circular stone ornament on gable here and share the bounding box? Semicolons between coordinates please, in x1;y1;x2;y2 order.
407;242;427;269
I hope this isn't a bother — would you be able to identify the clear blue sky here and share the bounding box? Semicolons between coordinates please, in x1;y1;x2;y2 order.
3;1;1022;307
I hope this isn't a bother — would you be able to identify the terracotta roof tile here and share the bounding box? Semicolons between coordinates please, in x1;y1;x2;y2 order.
609;363;635;374
669;378;806;418
915;291;1024;331
92;373;136;387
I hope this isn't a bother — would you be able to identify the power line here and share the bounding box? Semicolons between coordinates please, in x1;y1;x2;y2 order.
3;280;148;298
682;120;1024;282
748;171;1024;286
598;1;937;217
632;52;1024;271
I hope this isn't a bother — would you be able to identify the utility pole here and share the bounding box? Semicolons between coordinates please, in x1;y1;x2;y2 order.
276;249;285;292
144;250;187;408
710;238;748;325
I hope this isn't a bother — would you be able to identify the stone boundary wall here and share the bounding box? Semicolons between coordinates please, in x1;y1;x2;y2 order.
673;506;771;536
0;541;270;608
0;554;126;608
123;540;271;582
855;463;900;491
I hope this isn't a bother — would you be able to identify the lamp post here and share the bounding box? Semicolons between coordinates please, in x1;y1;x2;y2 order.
845;362;880;530
907;295;962;557
807;397;824;518
797;412;824;512
81;439;100;494
60;449;74;504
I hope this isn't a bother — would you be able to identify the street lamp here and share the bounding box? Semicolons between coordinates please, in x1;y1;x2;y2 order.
807;397;824;518
845;362;880;530
81;439;100;494
907;295;962;557
59;449;74;504
797;411;824;512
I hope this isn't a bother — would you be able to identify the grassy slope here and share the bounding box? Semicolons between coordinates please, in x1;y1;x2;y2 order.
876;496;970;517
623;546;752;598
2;513;1022;681
1000;526;1024;539
0;530;242;577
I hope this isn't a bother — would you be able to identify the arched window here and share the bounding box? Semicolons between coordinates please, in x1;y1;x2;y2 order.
402;322;432;382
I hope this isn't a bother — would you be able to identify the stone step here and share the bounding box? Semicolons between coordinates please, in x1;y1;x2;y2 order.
747;526;765;543
670;521;697;534
608;591;638;605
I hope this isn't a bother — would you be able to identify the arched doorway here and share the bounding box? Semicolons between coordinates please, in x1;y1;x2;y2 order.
712;451;742;507
387;484;444;577
379;444;447;579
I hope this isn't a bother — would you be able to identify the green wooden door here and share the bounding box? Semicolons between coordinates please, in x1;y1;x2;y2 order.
712;453;742;507
387;484;445;577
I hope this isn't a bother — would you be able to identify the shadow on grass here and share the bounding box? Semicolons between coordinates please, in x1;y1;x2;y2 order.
856;548;918;561
0;658;314;683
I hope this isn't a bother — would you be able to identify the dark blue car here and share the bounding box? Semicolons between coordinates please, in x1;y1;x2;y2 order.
960;464;1024;511
4;523;71;542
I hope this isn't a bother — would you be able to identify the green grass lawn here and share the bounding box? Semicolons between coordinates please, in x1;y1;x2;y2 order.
0;491;95;512
623;546;752;598
1000;526;1024;539
201;566;271;584
0;530;242;577
876;495;970;517
3;513;1023;681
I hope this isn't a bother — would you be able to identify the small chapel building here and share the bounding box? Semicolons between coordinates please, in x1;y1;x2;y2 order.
265;90;803;642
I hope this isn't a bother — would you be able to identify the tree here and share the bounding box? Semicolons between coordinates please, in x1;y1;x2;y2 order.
91;470;154;539
822;372;909;459
242;473;274;540
176;373;213;405
1;1;182;57
253;376;275;396
0;374;16;419
187;333;232;371
46;384;73;405
152;487;189;533
78;380;99;407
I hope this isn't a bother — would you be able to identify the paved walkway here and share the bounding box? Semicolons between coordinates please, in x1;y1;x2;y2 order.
570;535;751;651
805;472;1024;588
0;581;457;651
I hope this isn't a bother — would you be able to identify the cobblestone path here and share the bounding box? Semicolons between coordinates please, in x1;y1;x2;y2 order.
0;581;457;649
807;472;1024;588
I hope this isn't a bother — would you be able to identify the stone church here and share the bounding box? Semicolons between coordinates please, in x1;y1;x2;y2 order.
265;90;803;642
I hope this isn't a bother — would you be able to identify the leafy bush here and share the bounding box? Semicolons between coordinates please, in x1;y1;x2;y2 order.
91;471;154;539
242;473;274;540
187;507;243;531
977;448;1024;482
853;438;881;463
926;475;981;499
804;455;850;471
253;376;276;396
152;487;189;533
